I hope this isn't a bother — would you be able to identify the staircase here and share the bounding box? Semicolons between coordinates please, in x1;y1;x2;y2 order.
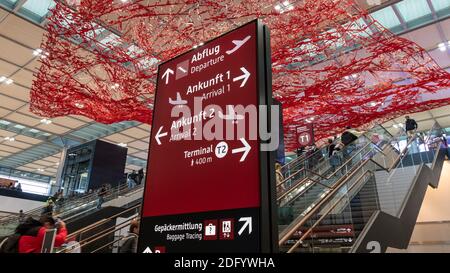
278;122;447;253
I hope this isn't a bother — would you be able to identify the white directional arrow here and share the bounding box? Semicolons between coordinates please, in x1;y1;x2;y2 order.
143;247;152;253
161;68;174;84
233;67;251;88
232;138;251;162
155;126;168;145
238;217;252;236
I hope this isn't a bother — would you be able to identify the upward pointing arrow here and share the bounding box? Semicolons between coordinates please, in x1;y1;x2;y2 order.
233;67;251;88
238;217;252;236
143;247;152;253
162;68;174;84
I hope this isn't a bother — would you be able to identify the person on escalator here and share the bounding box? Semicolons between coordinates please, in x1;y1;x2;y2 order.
119;219;139;253
405;116;418;138
97;185;107;209
327;139;336;158
442;135;449;160
275;163;285;192
15;216;67;253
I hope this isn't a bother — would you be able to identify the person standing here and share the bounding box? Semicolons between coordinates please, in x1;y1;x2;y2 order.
18;210;25;224
17;216;67;253
119;220;140;253
97;185;107;209
275;163;285;192
405;116;418;138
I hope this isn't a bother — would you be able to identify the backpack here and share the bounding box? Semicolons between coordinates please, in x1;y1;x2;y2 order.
405;119;417;131
341;131;357;146
0;234;20;253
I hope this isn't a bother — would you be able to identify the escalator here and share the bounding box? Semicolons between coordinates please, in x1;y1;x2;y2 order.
278;123;447;253
0;182;144;237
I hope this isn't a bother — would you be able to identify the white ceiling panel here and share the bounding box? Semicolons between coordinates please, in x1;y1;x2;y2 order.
0;150;11;157
17;104;42;119
401;24;441;50
103;133;135;144
0;94;26;110
36;123;71;134
10;69;34;88
52;116;86;129
440;18;450;41
436;116;450;128
0;15;45;49
138;124;151;132
0;59;19;75
4;140;32;149
126;147;139;154
128;140;149;150
0;129;16;138
120;127;150;139
132;151;148;159
126;164;144;170
41;155;61;163
409;111;433;121
3;112;40;127
13;135;42;145
0;36;32;66
24;58;41;73
23;163;46;169
0;84;30;101
0;107;10;117
429;105;450;117
0;144;21;153
32;160;55;167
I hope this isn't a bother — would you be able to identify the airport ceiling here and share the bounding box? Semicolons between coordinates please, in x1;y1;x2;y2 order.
0;0;449;180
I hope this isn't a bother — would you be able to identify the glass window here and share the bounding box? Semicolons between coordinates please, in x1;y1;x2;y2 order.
0;0;18;9
19;0;55;22
431;0;450;12
371;7;401;29
396;0;431;22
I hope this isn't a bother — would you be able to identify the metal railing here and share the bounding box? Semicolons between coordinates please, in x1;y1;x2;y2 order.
279;125;442;253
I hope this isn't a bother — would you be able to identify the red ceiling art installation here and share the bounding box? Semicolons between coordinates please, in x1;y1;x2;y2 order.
30;0;450;150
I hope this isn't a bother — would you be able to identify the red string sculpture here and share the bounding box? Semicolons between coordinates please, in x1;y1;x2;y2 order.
30;0;450;150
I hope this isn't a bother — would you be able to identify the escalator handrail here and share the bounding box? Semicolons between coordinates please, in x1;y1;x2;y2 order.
279;132;421;247
65;204;141;241
0;182;130;225
276;137;381;206
285;170;373;253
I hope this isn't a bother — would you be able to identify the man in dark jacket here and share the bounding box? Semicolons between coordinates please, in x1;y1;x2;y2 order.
120;220;139;253
405;116;418;138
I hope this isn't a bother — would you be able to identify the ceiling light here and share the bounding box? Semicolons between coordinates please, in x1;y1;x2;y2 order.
275;4;281;10
393;124;398;128
33;49;42;56
4;137;15;142
199;42;204;46
5;79;13;85
370;102;377;106
75;102;85;109
398;123;404;128
118;143;127;147
37;168;44;172
0;76;6;82
40;118;52;125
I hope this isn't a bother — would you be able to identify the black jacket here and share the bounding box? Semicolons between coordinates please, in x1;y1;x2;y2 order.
405;118;418;131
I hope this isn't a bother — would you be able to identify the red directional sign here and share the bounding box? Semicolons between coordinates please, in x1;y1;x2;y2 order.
296;124;314;147
138;20;276;253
